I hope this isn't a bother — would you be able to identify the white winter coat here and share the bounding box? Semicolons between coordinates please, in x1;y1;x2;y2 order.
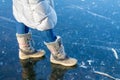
12;0;57;31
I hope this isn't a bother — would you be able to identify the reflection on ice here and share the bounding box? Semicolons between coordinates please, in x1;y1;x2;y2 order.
2;0;5;3
0;62;3;66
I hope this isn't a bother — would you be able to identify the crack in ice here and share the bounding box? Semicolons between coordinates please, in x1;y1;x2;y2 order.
66;5;111;20
0;16;16;23
94;70;120;80
111;48;119;60
86;10;111;20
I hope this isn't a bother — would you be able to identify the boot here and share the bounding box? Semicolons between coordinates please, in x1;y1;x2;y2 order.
16;33;45;59
44;36;77;66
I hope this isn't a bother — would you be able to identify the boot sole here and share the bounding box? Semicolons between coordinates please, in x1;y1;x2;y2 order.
50;58;77;67
19;50;45;60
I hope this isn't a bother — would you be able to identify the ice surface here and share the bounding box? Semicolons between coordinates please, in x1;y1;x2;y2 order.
0;0;120;80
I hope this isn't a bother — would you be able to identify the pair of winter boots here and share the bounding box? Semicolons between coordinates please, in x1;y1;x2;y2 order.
16;33;77;66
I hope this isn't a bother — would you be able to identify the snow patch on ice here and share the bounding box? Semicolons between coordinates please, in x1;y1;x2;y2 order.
87;60;94;65
78;61;88;69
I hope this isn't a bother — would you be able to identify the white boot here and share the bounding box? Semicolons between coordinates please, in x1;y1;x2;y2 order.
16;33;45;59
44;36;77;66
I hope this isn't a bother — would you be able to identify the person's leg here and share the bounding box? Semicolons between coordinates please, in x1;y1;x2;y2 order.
16;23;45;59
43;29;77;67
41;29;57;43
16;23;29;34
